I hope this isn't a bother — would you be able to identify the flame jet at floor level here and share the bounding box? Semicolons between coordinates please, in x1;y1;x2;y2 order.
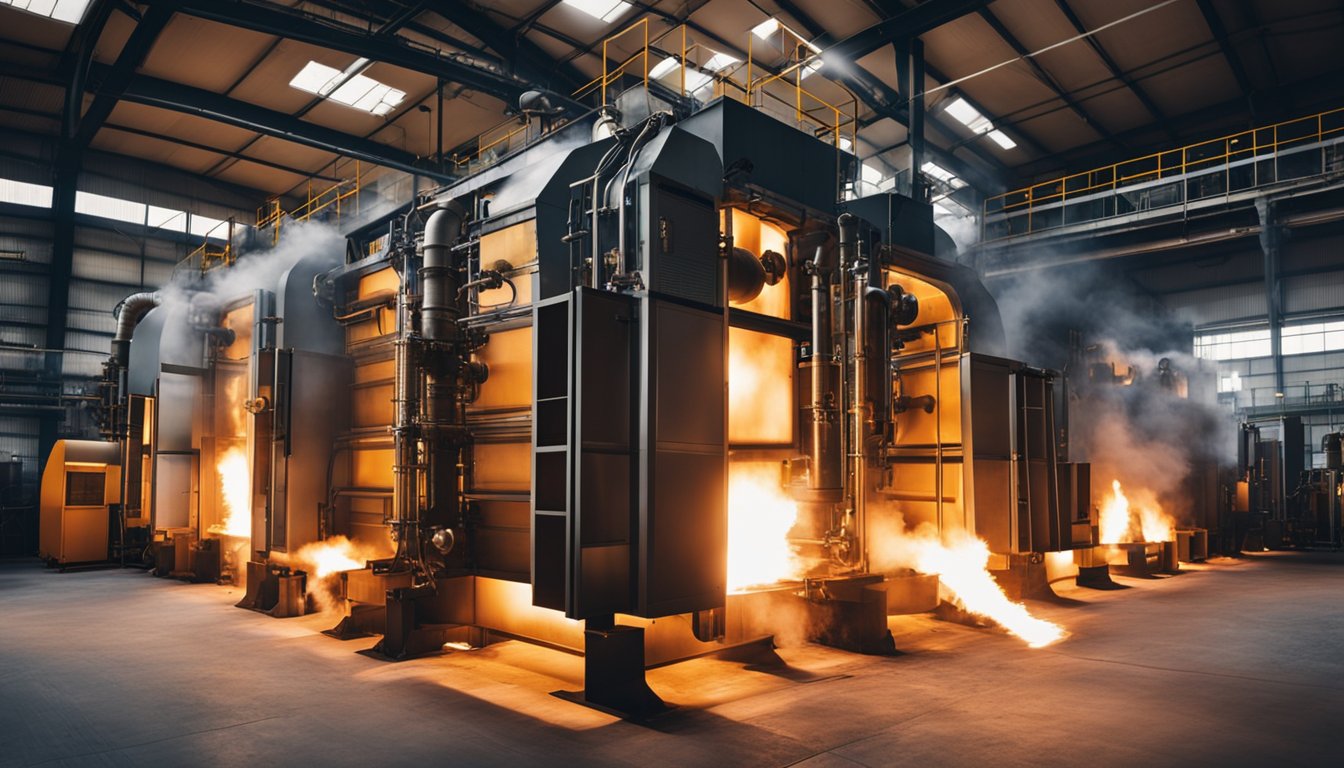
874;524;1065;648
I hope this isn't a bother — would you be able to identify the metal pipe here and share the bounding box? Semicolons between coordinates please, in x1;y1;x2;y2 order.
803;228;842;497
840;213;867;569
111;291;160;366
421;202;464;342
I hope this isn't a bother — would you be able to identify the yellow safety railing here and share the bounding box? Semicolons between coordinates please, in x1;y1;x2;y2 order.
256;161;362;245
452;118;532;172
984;106;1344;239
745;21;857;152
568;17;651;106
185;217;236;273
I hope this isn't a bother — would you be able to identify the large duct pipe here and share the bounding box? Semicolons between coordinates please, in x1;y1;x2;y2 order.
421;202;465;342
111;291;160;365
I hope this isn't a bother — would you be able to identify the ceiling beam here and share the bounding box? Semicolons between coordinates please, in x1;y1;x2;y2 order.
1195;0;1254;111
75;3;175;148
435;1;588;94
1052;0;1176;143
823;0;992;63
101;123;343;182
976;7;1124;151
168;0;580;112
111;71;449;181
1008;62;1344;183
766;0;1010;190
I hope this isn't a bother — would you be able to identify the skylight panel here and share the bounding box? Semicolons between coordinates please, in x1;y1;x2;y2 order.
649;57;679;80
0;178;53;208
987;130;1016;150
752;18;780;39
290;61;343;95
1;0;91;25
921;161;966;189
704;52;739;73
562;0;632;23
944;97;993;134
290;60;405;116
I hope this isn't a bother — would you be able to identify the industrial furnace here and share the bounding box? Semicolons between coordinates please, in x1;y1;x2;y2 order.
88;90;1093;713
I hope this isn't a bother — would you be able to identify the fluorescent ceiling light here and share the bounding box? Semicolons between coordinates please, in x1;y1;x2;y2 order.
1;0;91;25
921;161;966;189
290;59;406;116
562;0;631;23
751;18;780;39
944;97;993;134
987;129;1016;149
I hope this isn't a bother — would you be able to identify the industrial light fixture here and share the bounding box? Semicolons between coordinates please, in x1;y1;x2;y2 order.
1;0;90;25
561;0;632;24
290;59;406;116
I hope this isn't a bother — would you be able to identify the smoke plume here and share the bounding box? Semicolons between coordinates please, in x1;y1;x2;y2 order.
154;219;345;366
987;262;1233;526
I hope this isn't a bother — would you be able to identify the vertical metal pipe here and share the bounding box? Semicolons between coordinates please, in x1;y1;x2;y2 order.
847;214;867;569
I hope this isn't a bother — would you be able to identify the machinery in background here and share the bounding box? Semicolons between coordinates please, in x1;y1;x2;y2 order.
38;440;120;567
1235;416;1340;549
1285;431;1343;548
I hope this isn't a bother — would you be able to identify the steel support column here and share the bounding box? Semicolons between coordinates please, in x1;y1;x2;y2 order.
1256;197;1284;395
895;37;926;200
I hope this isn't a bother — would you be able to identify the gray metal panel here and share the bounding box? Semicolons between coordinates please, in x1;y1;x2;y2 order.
637;297;726;617
274;350;350;553
845;193;936;256
963;354;1013;552
1284;270;1344;315
678;97;854;213
276;248;344;355
1164;281;1267;326
571;288;635;618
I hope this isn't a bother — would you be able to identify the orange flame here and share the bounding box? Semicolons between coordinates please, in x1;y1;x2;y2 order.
727;462;802;592
283;535;376;579
1099;479;1173;544
873;523;1064;647
210;445;251;539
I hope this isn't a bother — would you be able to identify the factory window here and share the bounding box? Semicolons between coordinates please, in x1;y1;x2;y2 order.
147;205;188;233
1;0;90;24
189;214;229;239
289;60;406;116
0;177;54;208
1218;371;1243;393
1194;327;1272;361
75;191;146;225
561;0;632;24
1281;320;1344;355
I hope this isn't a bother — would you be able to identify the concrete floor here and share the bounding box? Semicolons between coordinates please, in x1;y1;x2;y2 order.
2;554;1341;767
